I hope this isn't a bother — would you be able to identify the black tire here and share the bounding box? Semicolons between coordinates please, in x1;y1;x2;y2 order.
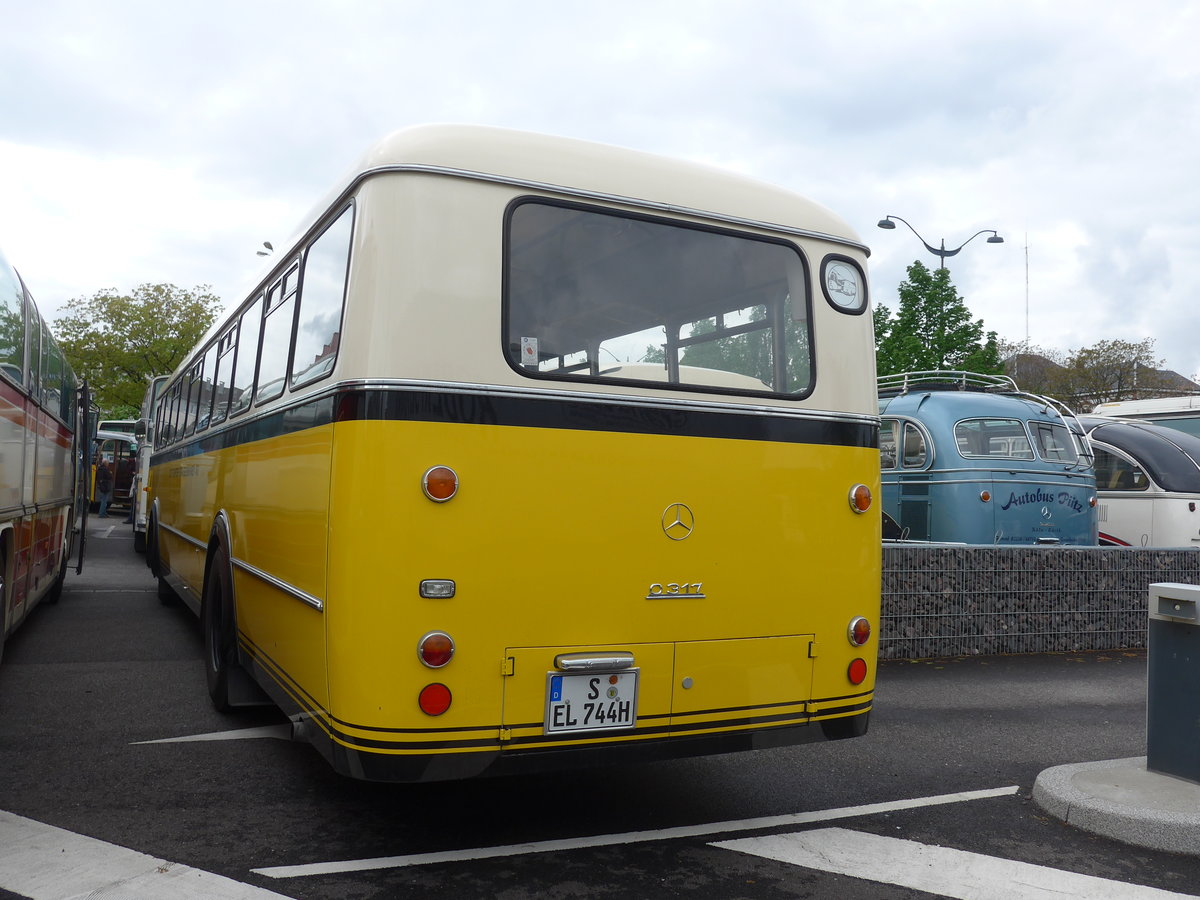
45;552;68;604
0;546;7;667
147;512;162;575
147;514;176;604
133;528;146;553
203;544;235;712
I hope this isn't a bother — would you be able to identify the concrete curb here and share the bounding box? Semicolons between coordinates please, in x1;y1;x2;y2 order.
1033;756;1200;856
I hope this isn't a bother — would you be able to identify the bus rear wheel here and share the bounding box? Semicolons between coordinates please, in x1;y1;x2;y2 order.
0;545;7;667
203;545;235;712
147;514;175;604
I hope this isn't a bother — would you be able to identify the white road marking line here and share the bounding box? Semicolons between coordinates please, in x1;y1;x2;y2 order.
67;589;157;594
252;784;1019;879
132;724;291;745
0;810;290;900
713;827;1198;899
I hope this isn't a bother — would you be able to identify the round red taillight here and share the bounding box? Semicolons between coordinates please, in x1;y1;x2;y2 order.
848;658;868;685
980;490;992;503
418;631;455;668
423;466;459;502
848;483;872;514
418;683;452;716
848;616;871;646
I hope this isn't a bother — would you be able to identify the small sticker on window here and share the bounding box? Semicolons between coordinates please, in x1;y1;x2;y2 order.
521;337;538;366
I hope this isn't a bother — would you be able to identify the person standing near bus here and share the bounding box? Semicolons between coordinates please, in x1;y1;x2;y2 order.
96;461;114;518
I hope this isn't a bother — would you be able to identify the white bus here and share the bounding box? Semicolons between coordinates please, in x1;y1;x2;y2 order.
98;418;137;435
1092;396;1200;439
1081;415;1200;547
131;375;168;551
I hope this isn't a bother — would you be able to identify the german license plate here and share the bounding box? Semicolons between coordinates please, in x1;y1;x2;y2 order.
544;670;638;734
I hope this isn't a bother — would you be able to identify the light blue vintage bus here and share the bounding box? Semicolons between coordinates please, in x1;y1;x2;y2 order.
879;371;1098;545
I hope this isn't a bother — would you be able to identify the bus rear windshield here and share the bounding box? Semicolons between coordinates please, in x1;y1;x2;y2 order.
504;200;814;397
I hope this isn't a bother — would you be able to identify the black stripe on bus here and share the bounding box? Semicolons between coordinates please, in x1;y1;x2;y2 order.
152;386;877;466
328;698;870;753
501;712;812;749
500;688;872;734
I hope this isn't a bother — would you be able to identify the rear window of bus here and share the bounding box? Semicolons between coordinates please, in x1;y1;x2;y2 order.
504;200;814;397
954;418;1035;459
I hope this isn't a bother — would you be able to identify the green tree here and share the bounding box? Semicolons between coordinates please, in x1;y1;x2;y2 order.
875;261;1003;377
999;337;1181;408
1054;339;1176;407
55;283;222;416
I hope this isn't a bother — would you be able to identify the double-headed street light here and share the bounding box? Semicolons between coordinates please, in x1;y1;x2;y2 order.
877;215;1004;269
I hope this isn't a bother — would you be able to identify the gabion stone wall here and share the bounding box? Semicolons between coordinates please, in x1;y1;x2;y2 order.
880;546;1200;660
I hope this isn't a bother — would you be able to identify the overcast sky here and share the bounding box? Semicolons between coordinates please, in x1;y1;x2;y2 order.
3;0;1199;382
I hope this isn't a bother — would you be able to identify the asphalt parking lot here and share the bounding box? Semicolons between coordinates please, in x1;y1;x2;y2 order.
2;516;1199;899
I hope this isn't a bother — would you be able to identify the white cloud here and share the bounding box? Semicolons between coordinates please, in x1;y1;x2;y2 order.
2;0;1199;380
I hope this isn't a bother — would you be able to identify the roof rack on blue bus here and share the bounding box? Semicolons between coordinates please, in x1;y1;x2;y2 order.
876;370;1020;396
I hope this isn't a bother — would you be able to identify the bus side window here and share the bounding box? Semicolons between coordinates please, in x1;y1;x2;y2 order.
256;268;298;405
27;312;41;401
902;423;927;468
292;205;353;389
194;342;218;432
880;420;898;469
1094;446;1148;491
211;328;236;426
182;360;203;436
229;296;264;417
0;256;25;386
160;380;182;446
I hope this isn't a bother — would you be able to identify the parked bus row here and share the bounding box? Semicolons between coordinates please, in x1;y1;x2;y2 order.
878;372;1200;548
67;125;1199;786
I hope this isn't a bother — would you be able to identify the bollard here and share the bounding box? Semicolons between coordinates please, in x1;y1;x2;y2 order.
1147;583;1200;784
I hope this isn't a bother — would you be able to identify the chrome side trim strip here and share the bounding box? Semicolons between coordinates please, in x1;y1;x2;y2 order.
883;472;1095;486
159;521;324;611
232;557;325;612
336;378;880;429
160;522;206;550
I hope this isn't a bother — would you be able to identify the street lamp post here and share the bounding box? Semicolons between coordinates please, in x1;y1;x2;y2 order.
877;215;1004;269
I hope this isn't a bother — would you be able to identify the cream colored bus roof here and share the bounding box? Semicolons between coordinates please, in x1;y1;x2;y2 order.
307;124;865;252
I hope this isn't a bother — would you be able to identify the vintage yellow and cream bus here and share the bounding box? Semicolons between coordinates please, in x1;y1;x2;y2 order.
147;125;881;781
0;246;88;665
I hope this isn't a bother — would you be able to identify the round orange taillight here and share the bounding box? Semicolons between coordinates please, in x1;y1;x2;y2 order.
418;631;455;668
848;658;868;685
848;616;871;647
1089;495;1098;508
418;683;452;716
423;466;459;502
848;483;872;514
980;490;992;503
